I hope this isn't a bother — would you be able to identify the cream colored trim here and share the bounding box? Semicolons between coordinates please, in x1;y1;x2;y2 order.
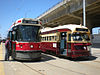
41;33;57;37
41;41;58;42
15;23;41;26
73;31;90;33
71;39;91;43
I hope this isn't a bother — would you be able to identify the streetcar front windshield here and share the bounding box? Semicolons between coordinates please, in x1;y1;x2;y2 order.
72;32;90;41
82;33;90;41
17;25;40;42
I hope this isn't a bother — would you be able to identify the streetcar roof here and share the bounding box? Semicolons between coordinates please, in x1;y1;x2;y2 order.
15;18;38;23
40;24;88;33
8;18;41;31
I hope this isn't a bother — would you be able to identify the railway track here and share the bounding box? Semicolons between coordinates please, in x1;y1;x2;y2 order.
45;62;85;75
10;54;84;75
20;61;85;75
2;43;100;75
5;56;100;75
4;54;100;75
20;62;45;75
19;55;86;75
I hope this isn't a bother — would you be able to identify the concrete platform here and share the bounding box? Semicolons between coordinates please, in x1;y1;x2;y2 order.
0;43;100;75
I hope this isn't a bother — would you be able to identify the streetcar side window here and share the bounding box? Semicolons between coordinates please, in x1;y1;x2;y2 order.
45;37;46;41
52;36;54;40
68;34;71;41
49;36;52;41
41;36;57;41
42;37;43;41
47;36;49;41
41;37;42;41
41;37;43;41
44;37;45;41
55;36;57;41
42;37;45;41
43;37;44;41
43;37;45;41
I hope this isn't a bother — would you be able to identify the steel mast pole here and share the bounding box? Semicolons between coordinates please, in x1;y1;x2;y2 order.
83;0;86;27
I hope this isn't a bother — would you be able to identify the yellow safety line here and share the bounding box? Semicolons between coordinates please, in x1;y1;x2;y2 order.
0;43;5;75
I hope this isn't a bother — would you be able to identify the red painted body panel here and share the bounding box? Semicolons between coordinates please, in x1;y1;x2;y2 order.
12;41;41;51
58;29;71;32
41;42;91;58
71;51;90;58
69;43;91;58
74;43;91;46
41;42;59;52
40;28;91;58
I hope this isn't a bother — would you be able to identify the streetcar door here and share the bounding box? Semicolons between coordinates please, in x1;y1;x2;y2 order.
60;32;67;55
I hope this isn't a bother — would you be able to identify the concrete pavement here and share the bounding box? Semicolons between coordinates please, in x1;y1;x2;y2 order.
1;43;100;75
0;43;5;75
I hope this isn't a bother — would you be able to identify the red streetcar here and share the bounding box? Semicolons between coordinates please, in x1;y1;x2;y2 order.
7;18;41;60
40;24;91;58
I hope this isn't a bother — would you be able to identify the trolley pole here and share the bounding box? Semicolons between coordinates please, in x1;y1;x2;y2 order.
83;0;86;27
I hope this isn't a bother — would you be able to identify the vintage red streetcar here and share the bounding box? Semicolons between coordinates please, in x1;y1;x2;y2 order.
7;18;41;60
40;24;91;58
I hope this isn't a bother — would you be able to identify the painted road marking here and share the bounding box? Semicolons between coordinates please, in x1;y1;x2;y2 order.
0;43;5;75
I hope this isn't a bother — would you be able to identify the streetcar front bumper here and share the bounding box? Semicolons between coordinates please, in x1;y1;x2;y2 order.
71;51;91;58
15;50;41;60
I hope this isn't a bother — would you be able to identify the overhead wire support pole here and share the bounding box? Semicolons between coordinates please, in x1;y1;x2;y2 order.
83;0;86;27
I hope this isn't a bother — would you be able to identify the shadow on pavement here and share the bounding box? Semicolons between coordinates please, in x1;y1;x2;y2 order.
71;56;97;62
1;53;98;62
17;53;56;63
41;53;56;62
0;53;56;63
57;55;97;62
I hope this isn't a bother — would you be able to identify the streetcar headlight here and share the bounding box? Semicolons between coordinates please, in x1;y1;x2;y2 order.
20;45;23;48
30;45;33;48
87;46;91;51
39;45;40;48
84;46;86;50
